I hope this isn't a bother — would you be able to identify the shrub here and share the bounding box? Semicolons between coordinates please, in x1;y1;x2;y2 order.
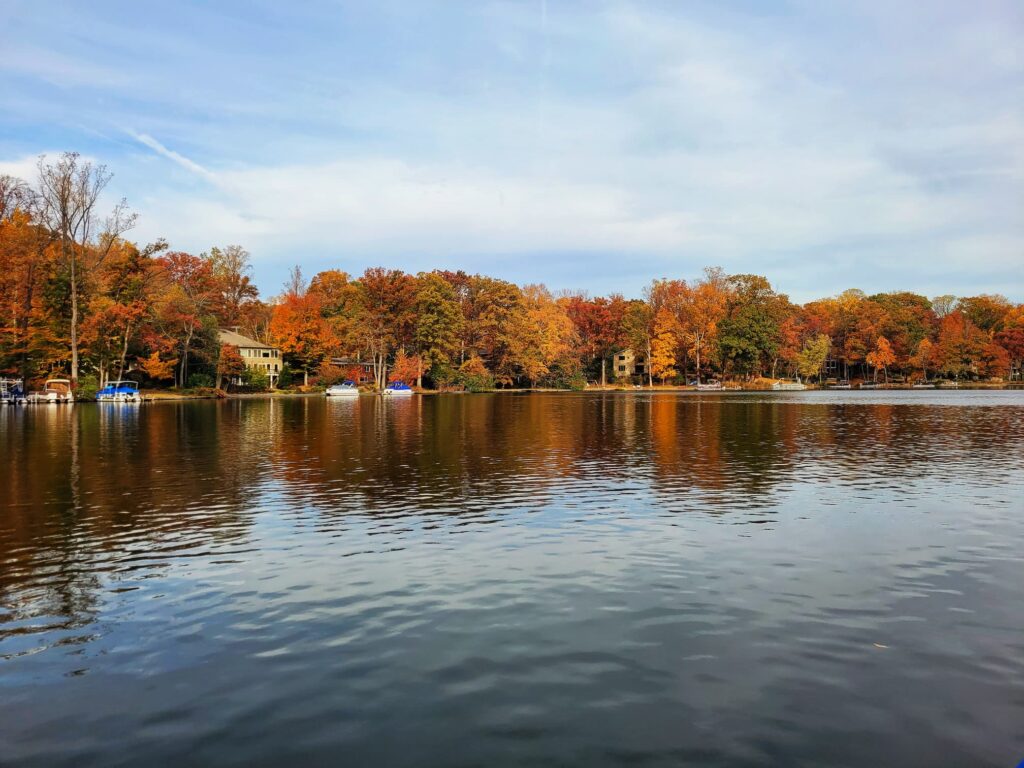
277;367;294;388
76;374;99;401
457;355;495;392
241;368;269;391
429;362;458;390
187;372;215;389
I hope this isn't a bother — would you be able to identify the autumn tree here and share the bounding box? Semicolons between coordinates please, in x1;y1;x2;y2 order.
933;312;987;379
152;251;217;387
796;334;831;382
994;307;1024;380
717;274;789;378
207;245;259;327
352;267;417;389
390;348;424;387
308;269;359;351
508;284;577;387
649;307;678;384
0;176;50;379
622;299;654;387
414;271;464;378
908;338;934;382
865;336;896;383
679;267;728;384
216;343;246;390
270;267;334;386
36;152;136;384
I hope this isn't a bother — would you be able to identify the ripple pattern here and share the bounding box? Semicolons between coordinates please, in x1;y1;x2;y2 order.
1;392;1023;767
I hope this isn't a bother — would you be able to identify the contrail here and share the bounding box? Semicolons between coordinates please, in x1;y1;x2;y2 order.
129;131;217;183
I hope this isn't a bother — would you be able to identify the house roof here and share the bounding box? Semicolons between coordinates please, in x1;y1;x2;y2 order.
218;329;277;350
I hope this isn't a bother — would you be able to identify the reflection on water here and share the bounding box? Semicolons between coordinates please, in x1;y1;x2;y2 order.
2;392;1023;767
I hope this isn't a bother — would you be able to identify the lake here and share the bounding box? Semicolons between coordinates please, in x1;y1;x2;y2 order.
1;392;1023;767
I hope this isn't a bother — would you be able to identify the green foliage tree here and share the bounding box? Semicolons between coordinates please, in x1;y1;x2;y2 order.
796;334;831;381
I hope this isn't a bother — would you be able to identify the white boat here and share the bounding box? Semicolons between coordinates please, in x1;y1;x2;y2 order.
772;379;807;391
24;378;74;404
96;380;141;402
859;382;879;390
695;380;723;391
830;379;852;390
326;380;360;397
382;381;414;396
912;382;935;389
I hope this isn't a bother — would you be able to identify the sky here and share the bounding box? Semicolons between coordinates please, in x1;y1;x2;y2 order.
1;0;1021;302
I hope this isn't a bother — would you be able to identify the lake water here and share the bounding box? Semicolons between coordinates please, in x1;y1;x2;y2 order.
1;392;1023;767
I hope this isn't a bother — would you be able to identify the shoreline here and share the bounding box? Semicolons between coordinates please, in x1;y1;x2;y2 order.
117;381;1024;402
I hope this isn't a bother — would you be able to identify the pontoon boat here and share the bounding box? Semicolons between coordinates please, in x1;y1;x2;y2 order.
97;381;141;402
24;378;74;404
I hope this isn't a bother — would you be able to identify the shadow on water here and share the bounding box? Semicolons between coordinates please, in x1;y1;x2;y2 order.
1;392;1023;767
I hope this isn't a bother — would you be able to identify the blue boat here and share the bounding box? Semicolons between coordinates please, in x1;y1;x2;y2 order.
383;381;414;396
97;380;141;402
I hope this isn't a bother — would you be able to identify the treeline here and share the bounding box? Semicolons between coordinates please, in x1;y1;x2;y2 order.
2;153;1023;391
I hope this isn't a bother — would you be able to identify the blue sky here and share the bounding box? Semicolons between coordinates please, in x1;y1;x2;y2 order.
1;0;1021;301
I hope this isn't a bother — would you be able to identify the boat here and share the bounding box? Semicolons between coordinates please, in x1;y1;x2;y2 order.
326;380;360;397
24;378;74;404
772;379;807;391
912;381;935;389
0;378;24;405
382;381;414;396
96;380;141;402
829;379;852;389
695;380;723;391
859;382;879;389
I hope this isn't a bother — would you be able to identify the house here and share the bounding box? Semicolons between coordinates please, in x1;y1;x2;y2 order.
613;349;647;380
329;356;375;384
218;329;282;388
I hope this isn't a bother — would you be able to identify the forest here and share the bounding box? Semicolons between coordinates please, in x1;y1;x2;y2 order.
2;153;1023;392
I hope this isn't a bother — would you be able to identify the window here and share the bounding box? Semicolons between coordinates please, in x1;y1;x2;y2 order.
262;351;270;358
618;365;626;372
618;354;626;361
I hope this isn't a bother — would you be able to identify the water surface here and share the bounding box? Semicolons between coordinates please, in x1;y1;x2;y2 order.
2;392;1023;767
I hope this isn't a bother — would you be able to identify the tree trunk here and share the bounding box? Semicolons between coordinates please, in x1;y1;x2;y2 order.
117;320;133;381
303;368;308;387
695;344;701;385
601;356;606;387
69;254;79;384
179;326;193;387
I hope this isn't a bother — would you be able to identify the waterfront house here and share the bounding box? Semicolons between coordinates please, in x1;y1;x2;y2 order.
218;329;282;388
613;349;648;381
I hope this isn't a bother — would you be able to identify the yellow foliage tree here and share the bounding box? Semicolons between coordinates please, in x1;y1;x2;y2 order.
649;307;678;384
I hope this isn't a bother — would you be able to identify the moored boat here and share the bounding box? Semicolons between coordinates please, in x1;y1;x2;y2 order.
829;379;852;389
772;379;807;391
326;380;360;397
0;378;23;405
97;381;141;402
383;381;414;396
24;378;74;404
695;380;723;391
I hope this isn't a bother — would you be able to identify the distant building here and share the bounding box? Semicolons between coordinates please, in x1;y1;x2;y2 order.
329;356;375;384
613;349;647;380
218;329;282;388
